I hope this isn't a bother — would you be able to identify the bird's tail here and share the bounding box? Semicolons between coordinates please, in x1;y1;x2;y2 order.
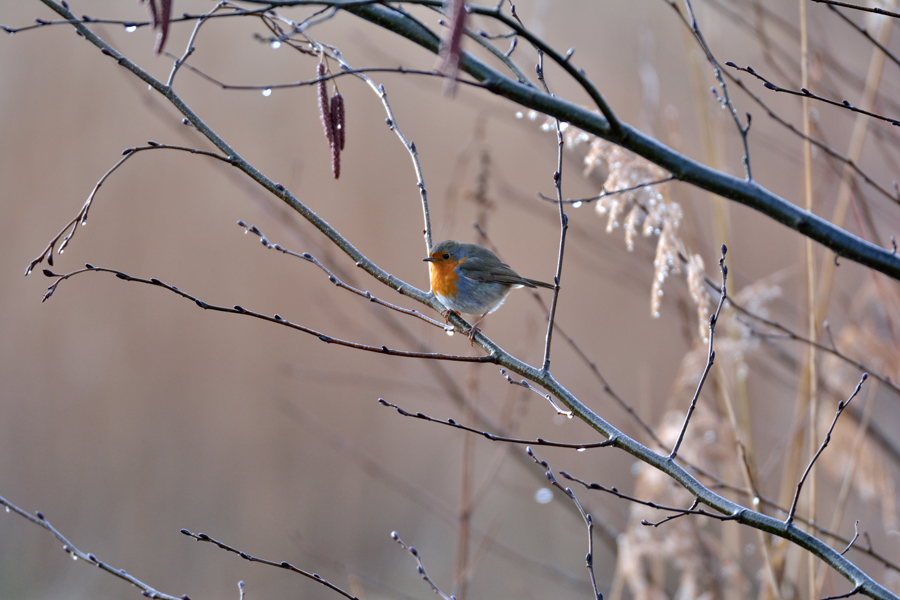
523;277;555;289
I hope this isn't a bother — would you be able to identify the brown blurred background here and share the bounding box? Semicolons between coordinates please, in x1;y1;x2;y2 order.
1;2;899;599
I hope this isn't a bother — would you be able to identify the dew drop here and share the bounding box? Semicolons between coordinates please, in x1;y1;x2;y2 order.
262;88;272;97
534;488;553;504
652;311;660;318
5;506;9;512
72;554;78;561
515;111;523;119
125;25;137;33
446;329;454;337
270;40;281;49
572;200;583;209
576;447;586;452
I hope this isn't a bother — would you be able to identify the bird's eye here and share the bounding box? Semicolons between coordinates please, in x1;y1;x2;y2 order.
442;253;451;260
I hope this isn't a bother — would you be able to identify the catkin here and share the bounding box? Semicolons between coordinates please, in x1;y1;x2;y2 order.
331;92;345;151
317;63;335;150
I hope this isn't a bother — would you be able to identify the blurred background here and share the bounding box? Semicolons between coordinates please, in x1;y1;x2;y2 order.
1;1;899;599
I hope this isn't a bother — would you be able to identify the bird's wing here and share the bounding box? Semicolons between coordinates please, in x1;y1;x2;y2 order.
460;257;537;287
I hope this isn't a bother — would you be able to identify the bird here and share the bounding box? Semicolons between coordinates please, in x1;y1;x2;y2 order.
424;240;555;341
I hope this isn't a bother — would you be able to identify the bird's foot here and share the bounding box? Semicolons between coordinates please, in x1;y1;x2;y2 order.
466;313;488;345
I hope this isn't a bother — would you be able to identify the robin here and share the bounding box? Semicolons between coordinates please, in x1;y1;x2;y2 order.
424;240;555;341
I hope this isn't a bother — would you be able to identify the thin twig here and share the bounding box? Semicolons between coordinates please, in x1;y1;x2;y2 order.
669;245;729;459
24;143;229;277
729;303;900;398
378;398;614;449
391;532;454;600
491;1;619;132
786;374;868;524
537;177;675;206
561;471;740;524
819;586;863;600
542;121;568;373
810;0;900;18
500;369;572;416
38;264;496;363
727;63;900;129
679;0;753;180
525;448;602;599
181;529;359;600
526;36;568;375
238;221;451;331
0;495;183;600
0;6;270;34
825;5;900;73
167;1;232;87
841;521;861;556
162;59;486;93
723;73;900;208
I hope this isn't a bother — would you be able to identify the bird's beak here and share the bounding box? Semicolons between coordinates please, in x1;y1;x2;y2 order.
423;257;435;262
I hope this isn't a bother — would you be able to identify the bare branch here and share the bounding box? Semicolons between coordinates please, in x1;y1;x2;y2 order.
181;529;359;600
378;398;614;449
727;62;900;130
38;264;495;363
786;374;869;524
391;531;455;600
24;143;229;277
237;222;451;331
676;0;753;179
0;495;184;600
525;448;601;599
810;0;900;19
669;245;729;460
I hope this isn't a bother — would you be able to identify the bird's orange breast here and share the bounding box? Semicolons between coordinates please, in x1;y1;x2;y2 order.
429;257;466;298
